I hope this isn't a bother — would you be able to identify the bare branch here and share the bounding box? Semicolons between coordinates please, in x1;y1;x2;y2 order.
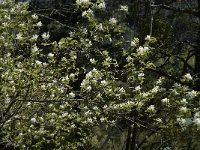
151;4;199;17
146;68;193;87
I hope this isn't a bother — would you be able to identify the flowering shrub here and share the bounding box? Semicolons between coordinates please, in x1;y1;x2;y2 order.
0;0;199;149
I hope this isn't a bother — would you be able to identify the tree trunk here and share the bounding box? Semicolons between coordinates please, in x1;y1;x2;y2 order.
130;123;138;150
195;0;200;91
125;126;131;150
125;106;138;150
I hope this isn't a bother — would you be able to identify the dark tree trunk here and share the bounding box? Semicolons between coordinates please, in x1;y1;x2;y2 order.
195;0;200;91
130;122;138;150
125;126;131;150
125;107;138;150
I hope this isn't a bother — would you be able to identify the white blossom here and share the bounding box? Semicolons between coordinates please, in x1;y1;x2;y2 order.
174;83;181;88
101;80;107;85
177;118;185;125
97;23;103;31
181;98;187;104
148;105;155;111
27;102;31;106
0;36;5;40
85;71;92;78
16;33;22;40
97;93;102;99
81;38;92;47
156;118;162;123
86;85;92;91
119;87;125;93
131;38;139;47
43;62;47;66
9;80;14;84
137;46;149;55
69;73;75;78
87;8;94;16
171;89;179;95
180;106;187;113
32;14;38;20
141;92;148;97
90;58;96;64
69;51;77;59
36;21;42;27
4;15;10;20
82;11;87;17
145;35;151;41
100;117;105;122
19;23;25;27
97;1;106;9
194;118;200;127
31;118;36;123
51;113;57;117
71;124;75;128
93;106;98;110
39;117;44;122
60;58;66;63
58;42;62;49
42;32;50;40
41;84;46;90
92;68;98;73
69;31;75;37
49;104;53;108
69;92;75;98
103;105;107;109
152;86;159;93
2;22;7;27
62;112;68;118
50;119;54;123
106;57;112;62
32;45;39;53
11;8;15;13
161;98;169;104
195;112;200;118
35;60;42;65
184;73;192;80
87;118;93;123
82;28;88;34
187;90;197;98
85;111;90;116
109;18;117;25
126;56;132;62
131;41;136;47
120;5;128;12
138;72;144;77
135;85;141;91
48;53;54;58
157;78;163;84
7;53;11;58
31;34;38;41
177;118;192;126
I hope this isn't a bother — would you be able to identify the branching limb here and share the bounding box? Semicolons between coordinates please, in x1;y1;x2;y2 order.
151;4;198;17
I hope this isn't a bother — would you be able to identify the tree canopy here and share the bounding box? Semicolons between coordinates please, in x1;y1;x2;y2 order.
0;0;200;150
